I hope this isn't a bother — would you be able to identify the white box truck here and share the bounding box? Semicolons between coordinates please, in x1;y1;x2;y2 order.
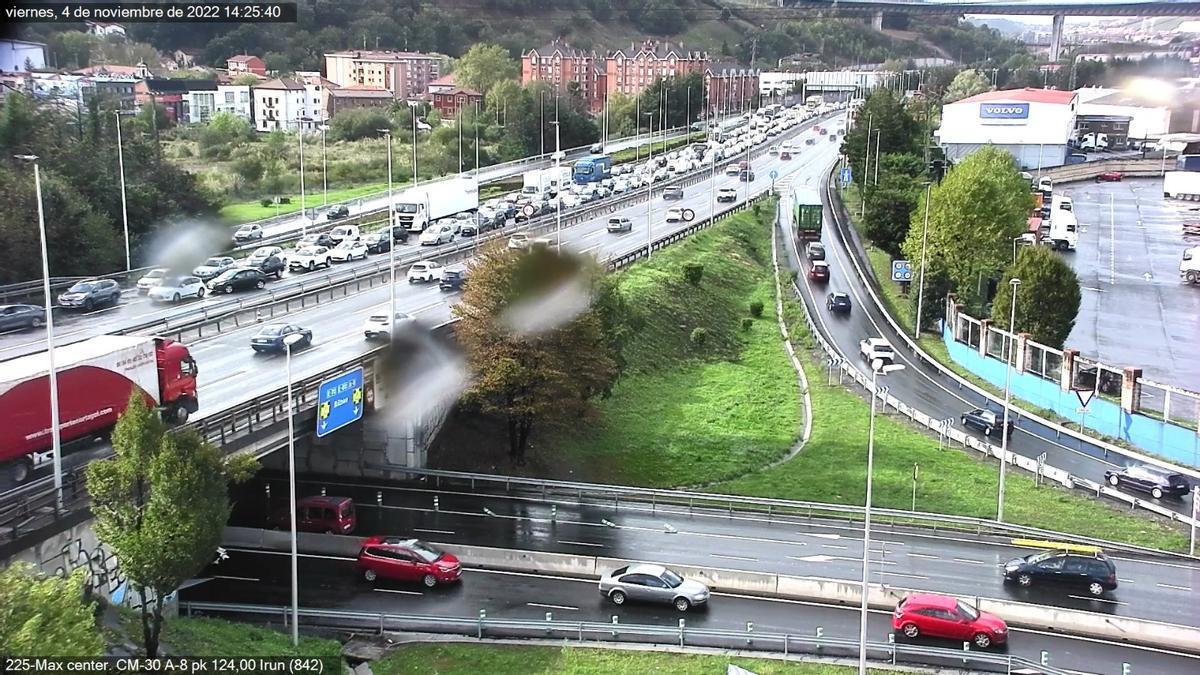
522;169;554;199
394;175;479;233
1044;210;1078;251
1164;171;1200;200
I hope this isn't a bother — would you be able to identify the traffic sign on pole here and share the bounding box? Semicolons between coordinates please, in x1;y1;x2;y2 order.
891;259;913;282
769;169;779;181
839;167;852;185
316;367;364;437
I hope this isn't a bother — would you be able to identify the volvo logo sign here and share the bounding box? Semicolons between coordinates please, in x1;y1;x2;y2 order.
979;102;1030;121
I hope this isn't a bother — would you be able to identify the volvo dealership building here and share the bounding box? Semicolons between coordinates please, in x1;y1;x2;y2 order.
937;88;1078;170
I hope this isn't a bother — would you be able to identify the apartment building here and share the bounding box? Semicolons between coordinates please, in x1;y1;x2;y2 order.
706;64;760;116
605;41;708;98
227;54;267;77
327;84;392;117
216;84;253;121
323;50;446;100
521;41;607;112
253;79;310;131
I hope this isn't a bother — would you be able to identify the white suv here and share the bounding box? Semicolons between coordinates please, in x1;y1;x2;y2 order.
406;261;442;283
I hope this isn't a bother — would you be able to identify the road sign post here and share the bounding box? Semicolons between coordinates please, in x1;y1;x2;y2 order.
839;167;852;186
316;367;365;437
891;259;913;283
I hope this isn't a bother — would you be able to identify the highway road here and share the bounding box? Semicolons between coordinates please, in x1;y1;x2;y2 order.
180;549;1200;675
786;171;1200;518
229;471;1200;628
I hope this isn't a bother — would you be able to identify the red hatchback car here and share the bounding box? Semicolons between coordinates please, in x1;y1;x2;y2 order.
892;593;1008;649
1096;171;1123;182
356;537;463;587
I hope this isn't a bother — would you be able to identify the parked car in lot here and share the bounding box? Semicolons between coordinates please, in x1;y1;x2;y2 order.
808;260;830;283
1096;171;1123;182
192;256;237;281
599;563;709;612
208;267;267;294
356;537;462;587
363;311;416;341
250;323;312;353
272;495;355;534
407;261;442;283
1003;547;1117;597
663;185;683;200
136;268;169;294
826;292;852;314
233;223;264;243
147;275;206;303
330;238;369;262
892;593;1007;649
327;204;350;219
607;217;633;233
58;278;122;311
959;408;1014;439
1104;464;1191;499
0;303;45;331
289;246;332;272
363;231;392;254
298;233;337;249
806;242;826;261
439;269;467;291
717;187;737;203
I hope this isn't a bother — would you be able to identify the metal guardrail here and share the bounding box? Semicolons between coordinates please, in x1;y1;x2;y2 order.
178;600;1077;675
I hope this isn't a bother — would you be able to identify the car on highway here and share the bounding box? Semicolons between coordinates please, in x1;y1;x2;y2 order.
859;337;895;364
808;260;830;283
598;563;709;612
389;225;411;244
439;269;466;292
892;593;1007;649
724;163;741;176
738;169;755;182
407;261;442;283
329;225;361;245
136;268;169;294
806;242;826;261
252;253;286;280
233;223;264;243
208;267;267;294
665;207;684;222
58;278;122;311
1003;547;1117;597
329;238;369;262
780;148;793;160
272;495;355;534
327;204;350;220
356;537;462;587
1095;171;1123;182
717;187;737;203
420;223;456;246
768;145;779;155
363;231;392;254
508;233;531;250
663;185;683;200
192;256;237;282
826;292;852;315
363;310;416;341
0;303;44;331
298;233;337;249
250;323;312;353
1104;464;1191;499
289;246;332;272
959;408;1014;439
147;275;206;303
247;246;286;268
607;216;632;233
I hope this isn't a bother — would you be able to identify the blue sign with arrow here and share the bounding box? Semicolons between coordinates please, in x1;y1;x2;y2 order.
316;367;364;437
840;167;852;185
769;169;779;181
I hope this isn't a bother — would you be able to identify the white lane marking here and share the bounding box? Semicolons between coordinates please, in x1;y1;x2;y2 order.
211;575;260;582
1067;594;1129;605
711;553;758;562
557;540;605;548
880;571;929;580
822;544;849;550
527;602;579;611
413;528;455;535
578;244;601;255
1157;583;1192;591
374;588;423;596
907;552;939;560
951;558;987;565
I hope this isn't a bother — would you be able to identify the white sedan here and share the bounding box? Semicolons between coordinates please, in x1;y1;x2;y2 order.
147;275;206;303
420;223;456;246
329;239;368;262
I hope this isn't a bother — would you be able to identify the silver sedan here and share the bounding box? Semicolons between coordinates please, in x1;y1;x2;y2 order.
598;563;710;612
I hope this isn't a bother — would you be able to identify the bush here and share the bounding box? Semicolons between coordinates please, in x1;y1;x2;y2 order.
278;196;291;204
174;144;193;158
683;263;704;286
259;199;272;207
741;318;754;331
749;300;764;318
690;327;708;347
788;270;799;283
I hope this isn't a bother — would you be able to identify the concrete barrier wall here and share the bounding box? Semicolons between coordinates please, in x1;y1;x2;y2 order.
1042;158;1167;183
224;527;1200;654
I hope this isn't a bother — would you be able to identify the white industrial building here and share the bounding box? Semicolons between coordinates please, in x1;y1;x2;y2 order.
938;88;1078;170
0;39;46;73
1076;87;1171;142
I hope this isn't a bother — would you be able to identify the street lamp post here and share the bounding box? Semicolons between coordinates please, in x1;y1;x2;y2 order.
913;182;932;339
320;124;329;206
997;277;1021;523
551;120;562;252
860;361;905;675
297;118;308;236
873;128;882;186
113;111;131;271
645;112;655;260
16;154;63;509
474;100;480;175
861;113;873;218
1012;235;1024;264
457;106;463;172
379;129;397;331
282;332;306;647
408;101;420;189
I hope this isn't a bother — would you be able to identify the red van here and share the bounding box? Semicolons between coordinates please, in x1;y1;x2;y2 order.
272;495;357;534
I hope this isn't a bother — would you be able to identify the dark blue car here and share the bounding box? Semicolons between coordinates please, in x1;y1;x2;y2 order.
250;323;312;353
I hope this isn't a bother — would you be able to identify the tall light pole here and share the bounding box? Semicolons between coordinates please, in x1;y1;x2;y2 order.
550;119;562;252
408;101;420;189
474;100;480;175
645;112;655;260
457;105;463;172
282;331;306;647
319;124;329;206
861;112;873;218
860;361;905;675
873;128;882;186
297;118;308;236
379;129;397;330
997;277;1021;523
913;182;932;339
113;111;131;271
16;154;63;510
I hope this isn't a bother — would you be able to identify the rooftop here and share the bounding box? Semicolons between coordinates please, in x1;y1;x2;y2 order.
227;54;262;63
956;88;1076;106
324;50;443;61
330;85;393;98
256;77;305;91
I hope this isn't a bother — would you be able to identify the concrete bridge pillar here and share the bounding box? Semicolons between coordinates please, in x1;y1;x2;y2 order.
1049;15;1065;62
871;10;884;32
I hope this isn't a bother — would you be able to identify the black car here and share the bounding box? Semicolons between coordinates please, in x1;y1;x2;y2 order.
363;231;392;254
439;270;466;292
327;205;350;220
209;267;267;294
960;408;1014;438
254;255;286;280
663;185;683;200
0;303;44;331
1104;464;1191;499
298;233;336;249
826;292;852;315
250;323;313;353
1003;549;1117;597
389;225;410;244
738;169;755;182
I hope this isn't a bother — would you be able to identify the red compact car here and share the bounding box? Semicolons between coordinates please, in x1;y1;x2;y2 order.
271;495;356;535
808;260;830;283
1096;171;1123;182
356;537;462;587
892;593;1008;649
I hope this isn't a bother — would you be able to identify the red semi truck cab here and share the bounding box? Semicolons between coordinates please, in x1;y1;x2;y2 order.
0;336;199;483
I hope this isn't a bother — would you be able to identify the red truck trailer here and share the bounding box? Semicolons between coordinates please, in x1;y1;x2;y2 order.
1;335;199;483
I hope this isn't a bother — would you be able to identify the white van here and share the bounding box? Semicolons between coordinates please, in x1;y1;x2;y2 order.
329;224;361;244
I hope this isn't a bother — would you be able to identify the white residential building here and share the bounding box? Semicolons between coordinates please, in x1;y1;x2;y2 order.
185;88;218;124
252;78;325;132
216;84;253;121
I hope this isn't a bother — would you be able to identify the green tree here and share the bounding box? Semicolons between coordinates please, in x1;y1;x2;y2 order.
86;395;258;658
900;146;1032;310
328;107;393;142
232;73;261;86
944;69;993;102
841;89;922;187
0;563;103;657
454;43;519;95
198;112;253;151
991;246;1081;349
864;169;921;256
453;245;619;464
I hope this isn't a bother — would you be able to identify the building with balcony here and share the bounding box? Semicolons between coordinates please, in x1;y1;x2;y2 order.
604;41;708;98
706;64;760;116
521;40;607;112
323;50;446;100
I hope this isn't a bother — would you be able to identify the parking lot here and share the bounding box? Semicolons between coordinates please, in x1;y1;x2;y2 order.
1058;176;1200;390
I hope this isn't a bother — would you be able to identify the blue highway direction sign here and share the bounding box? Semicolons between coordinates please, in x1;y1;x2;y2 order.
317;367;364;437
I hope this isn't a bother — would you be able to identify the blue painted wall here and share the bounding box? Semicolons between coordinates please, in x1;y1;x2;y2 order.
942;326;1200;468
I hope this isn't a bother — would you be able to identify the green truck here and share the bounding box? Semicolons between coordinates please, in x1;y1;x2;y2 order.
793;186;823;241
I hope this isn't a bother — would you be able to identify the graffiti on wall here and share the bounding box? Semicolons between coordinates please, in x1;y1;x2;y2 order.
51;536;138;606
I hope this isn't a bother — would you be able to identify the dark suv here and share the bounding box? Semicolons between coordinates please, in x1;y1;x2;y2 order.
439;270;466;292
1104;464;1191;500
1003;549;1117;597
254;254;286;280
662;185;683;200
